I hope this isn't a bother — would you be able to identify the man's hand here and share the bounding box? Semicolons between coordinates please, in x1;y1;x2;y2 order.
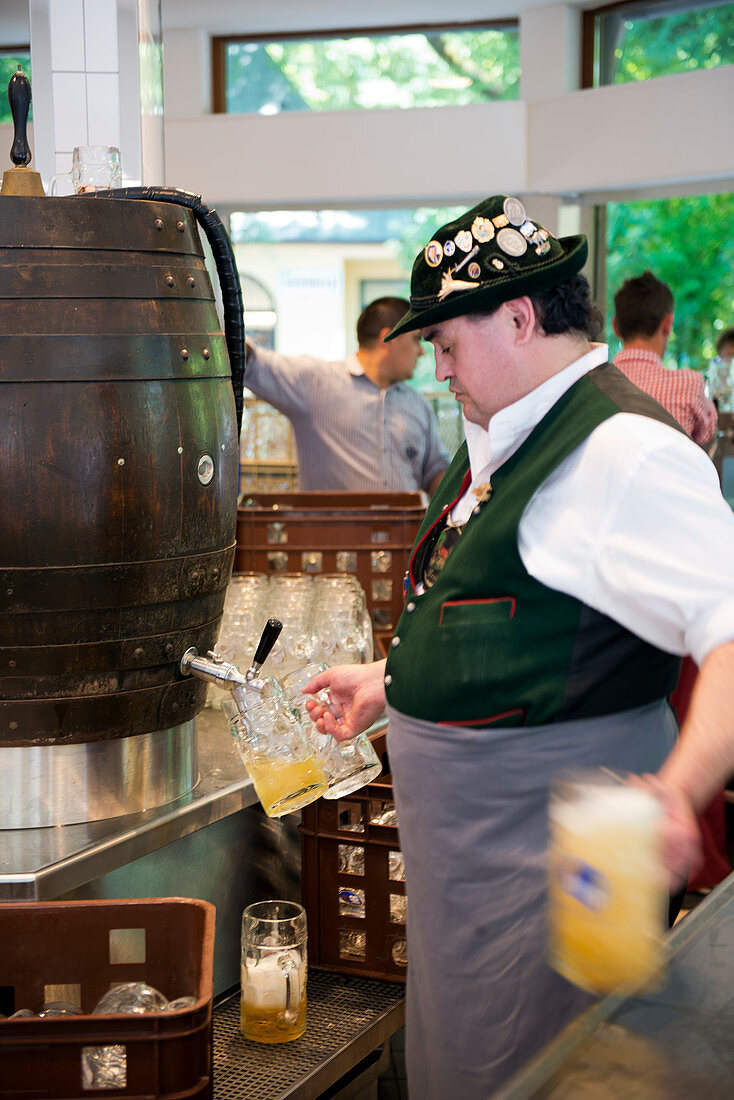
302;660;387;741
630;773;702;892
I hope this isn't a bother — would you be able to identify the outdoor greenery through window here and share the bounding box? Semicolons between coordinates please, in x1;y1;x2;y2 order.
605;192;734;366
588;0;734;86
218;24;519;114
0;50;32;124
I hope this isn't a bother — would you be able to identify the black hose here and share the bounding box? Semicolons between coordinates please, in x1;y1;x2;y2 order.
86;186;245;436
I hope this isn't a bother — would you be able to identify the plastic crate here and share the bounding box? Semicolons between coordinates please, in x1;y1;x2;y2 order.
0;897;215;1099
234;491;425;655
300;730;407;983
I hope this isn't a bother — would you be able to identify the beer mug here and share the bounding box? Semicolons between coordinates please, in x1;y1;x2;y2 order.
241;900;307;1043
280;662;382;798
547;768;668;995
50;145;122;194
221;680;328;817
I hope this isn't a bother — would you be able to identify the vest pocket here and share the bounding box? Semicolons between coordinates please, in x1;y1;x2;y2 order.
439;596;516;626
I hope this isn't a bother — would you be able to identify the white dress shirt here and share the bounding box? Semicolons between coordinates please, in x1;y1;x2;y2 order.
447;345;734;666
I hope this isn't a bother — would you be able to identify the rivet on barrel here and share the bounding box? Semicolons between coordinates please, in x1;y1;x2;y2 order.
177;221;185;233
154;218;164;231
118;458;125;466
165;275;175;287
180;348;189;361
134;647;144;659
187;276;196;288
202;348;210;360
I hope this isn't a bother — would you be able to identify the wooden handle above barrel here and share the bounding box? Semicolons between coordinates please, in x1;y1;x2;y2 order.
2;67;45;196
9;66;32;167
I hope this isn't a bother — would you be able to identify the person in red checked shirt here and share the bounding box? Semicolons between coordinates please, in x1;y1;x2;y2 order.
615;270;727;895
613;270;718;447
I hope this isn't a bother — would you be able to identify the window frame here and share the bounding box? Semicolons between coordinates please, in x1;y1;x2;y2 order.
581;0;732;88
212;20;519;114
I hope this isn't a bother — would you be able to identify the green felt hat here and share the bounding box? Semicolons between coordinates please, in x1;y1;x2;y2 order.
385;195;588;341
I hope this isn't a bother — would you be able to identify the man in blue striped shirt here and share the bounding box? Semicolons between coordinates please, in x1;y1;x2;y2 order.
244;297;450;494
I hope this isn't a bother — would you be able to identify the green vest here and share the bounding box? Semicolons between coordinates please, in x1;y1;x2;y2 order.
385;364;682;727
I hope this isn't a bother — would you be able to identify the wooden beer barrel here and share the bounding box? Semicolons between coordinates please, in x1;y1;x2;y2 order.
0;195;238;746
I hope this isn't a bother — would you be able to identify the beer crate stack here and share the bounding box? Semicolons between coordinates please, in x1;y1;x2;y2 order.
0;898;215;1099
234;491;426;658
300;729;407;983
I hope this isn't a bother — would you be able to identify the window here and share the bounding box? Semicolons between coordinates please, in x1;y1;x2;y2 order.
0;49;32;125
603;191;734;367
583;0;734;87
214;23;519;115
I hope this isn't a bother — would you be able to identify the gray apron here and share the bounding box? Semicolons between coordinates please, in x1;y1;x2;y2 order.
386;699;678;1099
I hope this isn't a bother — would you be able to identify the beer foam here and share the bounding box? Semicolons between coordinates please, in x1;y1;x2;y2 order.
551;784;662;834
243;950;306;1010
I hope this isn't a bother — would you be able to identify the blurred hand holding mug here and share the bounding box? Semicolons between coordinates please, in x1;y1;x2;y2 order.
547;767;669;996
50;145;122;195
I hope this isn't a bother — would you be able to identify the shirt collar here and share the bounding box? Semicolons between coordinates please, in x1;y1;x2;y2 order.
348;353;404;392
463;343;609;480
614;346;664;369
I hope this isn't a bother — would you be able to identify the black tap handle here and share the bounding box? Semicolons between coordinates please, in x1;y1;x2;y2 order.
9;67;32;167
252;618;283;669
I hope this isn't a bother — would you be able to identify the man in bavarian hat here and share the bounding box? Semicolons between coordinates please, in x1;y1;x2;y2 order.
304;196;734;1097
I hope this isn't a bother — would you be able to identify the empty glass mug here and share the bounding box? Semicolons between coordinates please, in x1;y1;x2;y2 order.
50;145;122;194
241;900;308;1043
280;662;383;798
221;680;328;817
547;768;668;995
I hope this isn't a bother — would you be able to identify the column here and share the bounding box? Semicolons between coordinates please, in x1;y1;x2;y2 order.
28;0;163;188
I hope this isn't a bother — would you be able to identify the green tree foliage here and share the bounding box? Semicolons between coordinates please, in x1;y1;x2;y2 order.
599;3;734;83
606;193;734;366
226;29;519;114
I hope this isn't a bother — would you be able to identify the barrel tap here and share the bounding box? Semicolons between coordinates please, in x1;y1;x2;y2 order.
180;618;283;718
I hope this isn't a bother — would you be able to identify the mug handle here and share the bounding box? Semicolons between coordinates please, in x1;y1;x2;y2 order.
276;952;300;1028
48;172;70;196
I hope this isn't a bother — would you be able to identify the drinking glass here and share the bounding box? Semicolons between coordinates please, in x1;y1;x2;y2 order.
547;768;668;995
221;680;328;817
241;900;307;1043
280;662;382;798
50;145;122;194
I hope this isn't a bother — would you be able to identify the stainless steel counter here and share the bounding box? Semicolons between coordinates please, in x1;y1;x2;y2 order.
0;707;259;902
0;707;390;998
493;871;734;1098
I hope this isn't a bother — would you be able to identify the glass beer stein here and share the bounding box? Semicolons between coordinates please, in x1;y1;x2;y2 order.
547;768;668;995
241;900;308;1043
221;680;328;817
280;662;382;798
50;145;122;194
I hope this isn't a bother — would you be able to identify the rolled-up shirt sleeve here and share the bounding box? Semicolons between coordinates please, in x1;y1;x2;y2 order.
519;413;734;666
244;340;319;415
